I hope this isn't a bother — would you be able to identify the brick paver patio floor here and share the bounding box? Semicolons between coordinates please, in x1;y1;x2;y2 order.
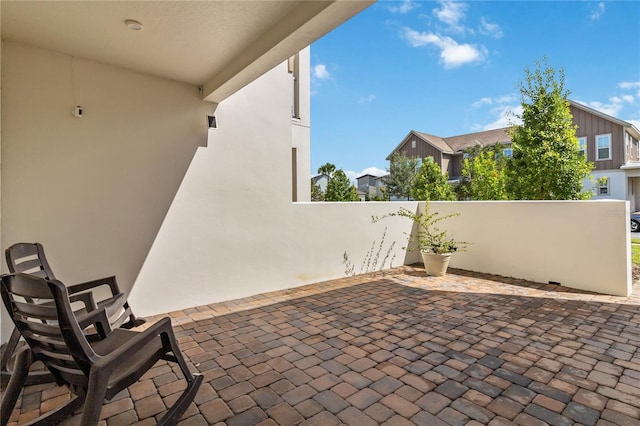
3;266;640;425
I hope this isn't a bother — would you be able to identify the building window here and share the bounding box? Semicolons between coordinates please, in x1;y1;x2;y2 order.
288;53;300;119
598;177;610;196
291;148;298;201
411;140;416;149
502;148;513;158
596;134;611;160
578;137;586;156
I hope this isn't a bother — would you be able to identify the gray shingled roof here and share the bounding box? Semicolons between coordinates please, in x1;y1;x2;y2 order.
388;98;639;161
413;131;455;154
387;127;512;159
443;127;511;152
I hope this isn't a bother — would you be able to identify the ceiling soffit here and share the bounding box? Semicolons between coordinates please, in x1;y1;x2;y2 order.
1;1;373;103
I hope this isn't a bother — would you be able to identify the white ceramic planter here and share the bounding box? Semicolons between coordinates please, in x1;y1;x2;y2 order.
421;251;452;276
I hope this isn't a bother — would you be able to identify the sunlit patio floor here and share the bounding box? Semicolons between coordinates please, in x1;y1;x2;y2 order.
4;266;640;425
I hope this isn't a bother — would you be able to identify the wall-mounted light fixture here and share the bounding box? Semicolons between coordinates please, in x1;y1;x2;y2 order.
72;105;83;118
208;115;217;128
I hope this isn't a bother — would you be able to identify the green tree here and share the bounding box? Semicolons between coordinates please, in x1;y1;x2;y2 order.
411;157;456;201
459;146;508;200
325;170;359;201
383;152;417;200
311;180;324;201
317;163;336;179
506;57;593;200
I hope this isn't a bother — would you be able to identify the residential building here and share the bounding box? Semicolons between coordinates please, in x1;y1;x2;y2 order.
312;174;330;193
387;127;511;184
386;101;640;207
357;173;386;199
570;101;640;209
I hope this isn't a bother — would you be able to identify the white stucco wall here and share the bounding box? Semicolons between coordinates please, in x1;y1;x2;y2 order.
1;42;210;340
130;60;418;315
130;54;632;316
424;200;631;296
585;170;627;200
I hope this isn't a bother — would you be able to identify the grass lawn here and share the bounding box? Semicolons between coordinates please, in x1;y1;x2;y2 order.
632;238;640;265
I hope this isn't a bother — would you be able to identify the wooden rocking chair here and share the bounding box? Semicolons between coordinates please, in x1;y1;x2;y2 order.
2;242;145;385
0;273;202;425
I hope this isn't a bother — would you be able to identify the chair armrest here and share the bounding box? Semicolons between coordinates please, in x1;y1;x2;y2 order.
76;307;112;339
67;276;121;297
69;291;98;312
93;317;174;369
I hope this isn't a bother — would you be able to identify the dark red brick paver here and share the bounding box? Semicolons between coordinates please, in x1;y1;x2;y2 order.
2;266;640;425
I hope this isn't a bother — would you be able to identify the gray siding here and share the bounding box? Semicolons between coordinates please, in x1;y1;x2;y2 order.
571;105;625;170
449;154;463;178
396;137;443;168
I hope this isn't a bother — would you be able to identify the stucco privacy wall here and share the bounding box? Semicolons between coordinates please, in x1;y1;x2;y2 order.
130;61;414;316
133;185;631;318
1;42;210;340
131;57;631;317
426;200;631;296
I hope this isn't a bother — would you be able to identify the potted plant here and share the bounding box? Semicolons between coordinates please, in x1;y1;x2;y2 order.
373;205;467;276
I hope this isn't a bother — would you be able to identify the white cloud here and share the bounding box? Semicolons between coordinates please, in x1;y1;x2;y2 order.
590;2;606;20
628;120;640;130
389;0;418;14
402;27;487;69
479;17;503;39
619;81;640;90
614;95;635;104
472;97;493;108
585;98;626;117
619;81;640;98
344;167;387;185
360;167;387;177
496;95;517;103
573;84;638;123
359;94;376;104
311;63;332;95
478;104;523;130
345;170;358;185
471;95;516;108
313;64;330;80
440;42;486;68
433;0;468;32
403;28;440;47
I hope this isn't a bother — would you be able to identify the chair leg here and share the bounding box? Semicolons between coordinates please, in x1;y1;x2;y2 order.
79;369;109;426
1;328;53;387
0;346;83;426
0;327;21;376
161;329;196;383
156;328;203;424
1;346;32;426
156;374;203;426
123;303;146;329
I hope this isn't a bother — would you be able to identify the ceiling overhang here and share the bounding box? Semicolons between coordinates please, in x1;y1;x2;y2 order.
1;1;374;104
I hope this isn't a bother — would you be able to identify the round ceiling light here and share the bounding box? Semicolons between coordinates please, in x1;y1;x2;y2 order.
125;19;144;31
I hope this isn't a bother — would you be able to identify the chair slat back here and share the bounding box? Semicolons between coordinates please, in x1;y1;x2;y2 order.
5;243;56;280
1;274;93;386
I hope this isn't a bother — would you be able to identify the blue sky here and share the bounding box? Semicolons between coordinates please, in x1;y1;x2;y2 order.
309;0;640;182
